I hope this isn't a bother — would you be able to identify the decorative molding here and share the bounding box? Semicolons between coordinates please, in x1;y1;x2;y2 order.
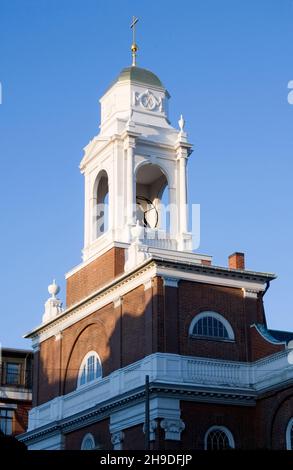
144;279;153;291
160;418;185;441
20;350;293;446
27;255;273;344
111;431;124;450
134;90;163;112
242;288;258;299
54;332;62;342
163;277;179;288
113;297;122;308
143;419;158;441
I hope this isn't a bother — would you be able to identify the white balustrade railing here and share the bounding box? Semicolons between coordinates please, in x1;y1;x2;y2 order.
27;351;293;431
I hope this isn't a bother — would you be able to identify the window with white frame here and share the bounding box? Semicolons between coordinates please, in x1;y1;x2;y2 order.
0;409;14;435
204;426;235;450
286;418;293;450
189;311;235;341
81;433;95;450
77;351;102;388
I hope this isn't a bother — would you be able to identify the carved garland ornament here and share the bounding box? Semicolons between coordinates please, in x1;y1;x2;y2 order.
134;90;163;112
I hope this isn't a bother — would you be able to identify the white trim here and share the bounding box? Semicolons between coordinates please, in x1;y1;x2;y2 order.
163;277;179;288
156;266;267;293
242;288;258;299
204;425;235;450
110;397;181;434
27;260;269;345
189;311;235;341
29;264;157;345
26;432;64;450
24;351;293;433
250;324;286;346
77;351;102;388
0;388;32;401
144;279;153;291
0;403;17;409
286;417;293;450
81;433;95;450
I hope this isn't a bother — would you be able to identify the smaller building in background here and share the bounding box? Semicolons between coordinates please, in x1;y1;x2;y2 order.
0;348;33;437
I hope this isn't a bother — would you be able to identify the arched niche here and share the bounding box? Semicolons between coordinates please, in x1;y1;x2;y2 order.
93;170;109;239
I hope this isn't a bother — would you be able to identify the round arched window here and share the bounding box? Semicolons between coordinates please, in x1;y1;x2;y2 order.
81;433;95;450
204;426;235;450
77;351;102;388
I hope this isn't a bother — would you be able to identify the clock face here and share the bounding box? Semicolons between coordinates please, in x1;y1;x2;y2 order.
136;196;158;229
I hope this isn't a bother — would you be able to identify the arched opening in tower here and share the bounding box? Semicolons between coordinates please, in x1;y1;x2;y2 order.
94;170;109;238
135;163;169;232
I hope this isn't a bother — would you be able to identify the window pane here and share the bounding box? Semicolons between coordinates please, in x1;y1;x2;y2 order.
0;409;13;435
83;437;94;450
95;360;101;379
207;429;230;450
80;365;86;386
6;363;21;385
193;316;230;339
87;356;95;382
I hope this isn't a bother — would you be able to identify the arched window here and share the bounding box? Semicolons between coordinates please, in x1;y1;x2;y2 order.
189;311;235;341
286;418;293;450
204;426;235;450
81;433;95;450
77;351;102;388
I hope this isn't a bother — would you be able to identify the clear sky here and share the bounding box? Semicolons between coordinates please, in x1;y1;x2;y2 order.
0;0;292;348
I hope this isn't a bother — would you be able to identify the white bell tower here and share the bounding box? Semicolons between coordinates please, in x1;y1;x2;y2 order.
80;23;193;269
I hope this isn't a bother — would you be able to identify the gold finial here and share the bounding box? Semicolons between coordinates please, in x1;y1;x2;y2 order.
130;16;139;67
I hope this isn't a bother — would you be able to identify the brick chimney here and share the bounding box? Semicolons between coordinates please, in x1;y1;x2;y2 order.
228;252;245;270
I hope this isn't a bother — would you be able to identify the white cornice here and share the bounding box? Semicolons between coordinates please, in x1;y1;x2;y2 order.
26;256;272;346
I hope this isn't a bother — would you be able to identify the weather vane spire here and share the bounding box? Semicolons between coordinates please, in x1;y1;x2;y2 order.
130;16;139;67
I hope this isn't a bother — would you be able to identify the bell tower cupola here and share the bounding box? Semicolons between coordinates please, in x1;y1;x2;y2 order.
80;19;193;269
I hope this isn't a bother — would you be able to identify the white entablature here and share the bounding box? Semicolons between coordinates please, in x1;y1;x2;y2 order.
80;65;193;266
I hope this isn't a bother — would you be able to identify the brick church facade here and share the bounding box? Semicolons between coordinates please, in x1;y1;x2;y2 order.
19;49;293;450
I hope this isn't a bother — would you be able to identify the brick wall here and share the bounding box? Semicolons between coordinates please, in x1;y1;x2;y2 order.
180;400;256;449
123;424;145;450
13;403;31;436
65;419;111;450
66;247;125;307
178;281;249;361
36;274;282;405
249;326;284;361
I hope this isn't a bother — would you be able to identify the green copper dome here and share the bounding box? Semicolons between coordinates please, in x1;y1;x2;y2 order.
115;66;164;88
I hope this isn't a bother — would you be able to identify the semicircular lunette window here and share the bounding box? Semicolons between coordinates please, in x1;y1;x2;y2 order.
190;312;235;341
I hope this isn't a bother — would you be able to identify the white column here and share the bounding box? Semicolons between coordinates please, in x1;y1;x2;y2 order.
124;136;136;226
178;148;188;234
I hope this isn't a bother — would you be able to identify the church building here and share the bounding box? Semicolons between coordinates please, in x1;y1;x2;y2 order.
19;27;293;450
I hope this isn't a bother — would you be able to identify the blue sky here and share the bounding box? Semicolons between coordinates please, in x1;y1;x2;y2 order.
0;0;292;348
